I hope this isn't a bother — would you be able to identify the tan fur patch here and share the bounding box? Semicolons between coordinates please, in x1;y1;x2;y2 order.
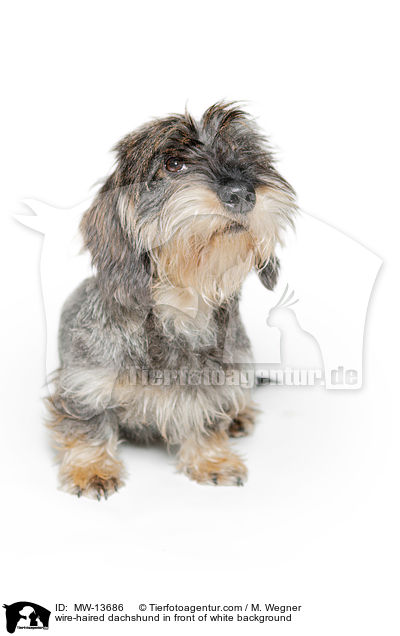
177;430;248;486
153;222;254;306
53;431;124;499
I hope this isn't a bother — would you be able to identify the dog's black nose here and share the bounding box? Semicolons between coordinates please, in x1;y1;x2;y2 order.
218;180;256;214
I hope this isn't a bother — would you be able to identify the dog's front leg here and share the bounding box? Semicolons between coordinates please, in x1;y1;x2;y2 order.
177;430;248;486
47;398;124;500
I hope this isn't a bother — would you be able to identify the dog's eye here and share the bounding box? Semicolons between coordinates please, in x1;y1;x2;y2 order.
165;157;186;173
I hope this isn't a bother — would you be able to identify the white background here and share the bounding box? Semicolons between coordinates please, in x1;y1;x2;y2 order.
1;1;399;634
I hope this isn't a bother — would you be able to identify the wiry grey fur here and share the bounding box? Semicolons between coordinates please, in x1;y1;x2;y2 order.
47;102;296;498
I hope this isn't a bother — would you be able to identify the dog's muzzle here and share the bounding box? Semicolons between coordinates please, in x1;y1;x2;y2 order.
218;179;256;215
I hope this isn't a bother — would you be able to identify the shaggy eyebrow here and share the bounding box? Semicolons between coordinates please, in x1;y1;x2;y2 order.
162;145;192;154
163;131;203;147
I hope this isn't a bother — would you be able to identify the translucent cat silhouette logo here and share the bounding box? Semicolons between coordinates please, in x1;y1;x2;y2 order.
268;284;321;365
2;602;50;632
17;198;382;389
257;284;324;386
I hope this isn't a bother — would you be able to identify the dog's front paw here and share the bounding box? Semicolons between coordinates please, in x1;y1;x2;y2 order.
76;475;122;500
61;467;124;500
57;439;125;500
186;455;248;486
178;432;248;486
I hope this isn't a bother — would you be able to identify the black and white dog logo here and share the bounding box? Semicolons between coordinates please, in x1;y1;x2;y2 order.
2;602;50;633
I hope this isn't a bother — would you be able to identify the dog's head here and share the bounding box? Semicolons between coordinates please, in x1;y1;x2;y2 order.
80;102;296;317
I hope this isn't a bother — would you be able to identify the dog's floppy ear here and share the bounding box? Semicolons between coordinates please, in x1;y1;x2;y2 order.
80;176;151;311
258;255;280;291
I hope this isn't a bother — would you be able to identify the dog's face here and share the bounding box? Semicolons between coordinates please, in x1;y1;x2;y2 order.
81;102;296;314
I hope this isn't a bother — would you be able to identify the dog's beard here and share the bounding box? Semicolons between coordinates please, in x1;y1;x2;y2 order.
117;183;294;328
146;186;248;307
153;230;255;319
145;184;293;306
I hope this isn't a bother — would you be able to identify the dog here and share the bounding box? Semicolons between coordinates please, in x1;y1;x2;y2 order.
46;102;296;498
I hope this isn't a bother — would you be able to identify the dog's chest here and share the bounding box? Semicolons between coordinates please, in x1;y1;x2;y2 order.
137;310;225;370
119;301;251;372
